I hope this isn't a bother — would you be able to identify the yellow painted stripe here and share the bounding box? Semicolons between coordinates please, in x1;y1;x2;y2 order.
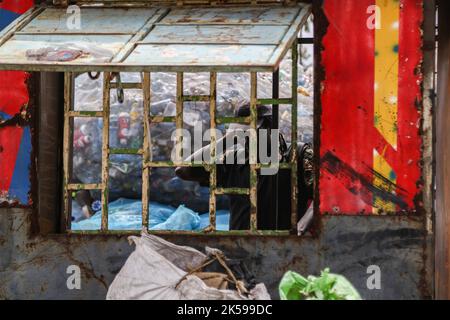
373;0;399;213
373;150;396;213
374;0;399;148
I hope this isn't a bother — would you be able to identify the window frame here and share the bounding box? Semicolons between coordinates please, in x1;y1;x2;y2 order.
61;39;303;236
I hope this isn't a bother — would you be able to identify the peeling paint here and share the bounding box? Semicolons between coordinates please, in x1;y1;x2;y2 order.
319;0;424;215
0;0;435;300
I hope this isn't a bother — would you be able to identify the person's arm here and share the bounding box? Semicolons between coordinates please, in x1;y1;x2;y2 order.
72;176;95;219
297;201;314;236
175;166;210;187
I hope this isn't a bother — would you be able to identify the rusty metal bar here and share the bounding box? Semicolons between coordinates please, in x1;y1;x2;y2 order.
110;82;143;89
175;72;184;164
257;163;291;170
249;72;258;231
216;116;250;125
150;115;176;123
142;72;151;229
144;161;205;168
290;40;298;231
109;148;143;155
63;72;74;231
182;95;210;102
68;229;291;237
209;72;217;231
0;64;276;73
215;188;250;195
257;98;292;105
67;183;102;191
0;63;277;73
67;111;103;117
272;68;280;229
101;72;112;231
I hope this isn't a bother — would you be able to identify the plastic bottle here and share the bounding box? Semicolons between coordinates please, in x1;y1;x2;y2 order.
129;102;142;148
118;112;130;146
73;124;91;150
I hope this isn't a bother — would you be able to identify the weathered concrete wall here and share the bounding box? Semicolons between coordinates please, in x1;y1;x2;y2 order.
0;208;433;299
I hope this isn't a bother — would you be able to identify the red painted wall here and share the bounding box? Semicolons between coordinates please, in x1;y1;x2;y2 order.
1;0;33;14
319;0;423;214
0;0;34;205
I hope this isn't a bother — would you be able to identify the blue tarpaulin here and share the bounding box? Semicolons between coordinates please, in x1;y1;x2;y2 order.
72;198;230;231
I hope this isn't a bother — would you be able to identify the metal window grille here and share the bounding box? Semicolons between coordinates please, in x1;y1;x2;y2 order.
0;2;310;235
62;40;298;235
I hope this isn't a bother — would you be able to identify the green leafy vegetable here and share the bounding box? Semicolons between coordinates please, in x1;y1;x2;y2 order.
279;268;362;300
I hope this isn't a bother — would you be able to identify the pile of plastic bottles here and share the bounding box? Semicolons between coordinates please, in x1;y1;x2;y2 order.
71;20;314;224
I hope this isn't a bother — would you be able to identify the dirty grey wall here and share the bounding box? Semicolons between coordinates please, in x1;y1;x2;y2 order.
0;208;433;299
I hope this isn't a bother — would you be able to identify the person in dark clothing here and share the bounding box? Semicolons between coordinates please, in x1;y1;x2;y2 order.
175;104;314;231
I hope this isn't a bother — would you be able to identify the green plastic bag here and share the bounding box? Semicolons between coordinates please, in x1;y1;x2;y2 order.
279;268;362;300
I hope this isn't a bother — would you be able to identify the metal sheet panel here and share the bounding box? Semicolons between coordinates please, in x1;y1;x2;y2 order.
0;0;34;207
0;34;133;64
20;8;159;34
0;210;433;299
123;4;309;70
141;25;288;44
319;0;424;215
124;43;276;67
0;4;311;72
157;6;298;25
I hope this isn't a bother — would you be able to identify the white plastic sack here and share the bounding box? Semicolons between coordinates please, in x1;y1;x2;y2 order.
106;230;270;300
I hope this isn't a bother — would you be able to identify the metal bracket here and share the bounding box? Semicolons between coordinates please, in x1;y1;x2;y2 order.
53;0;69;7
112;72;125;104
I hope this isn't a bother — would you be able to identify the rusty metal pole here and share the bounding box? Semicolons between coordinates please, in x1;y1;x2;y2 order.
175;72;184;164
436;0;450;300
62;72;73;231
250;72;258;231
209;72;217;231
272;69;280;229
290;40;299;232
101;72;111;231
142;72;151;229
